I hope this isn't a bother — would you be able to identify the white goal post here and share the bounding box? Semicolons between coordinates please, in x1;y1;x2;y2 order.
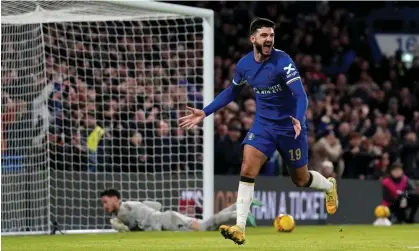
1;0;214;235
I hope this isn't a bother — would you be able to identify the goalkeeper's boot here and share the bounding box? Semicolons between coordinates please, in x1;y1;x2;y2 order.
325;177;338;214
219;225;245;245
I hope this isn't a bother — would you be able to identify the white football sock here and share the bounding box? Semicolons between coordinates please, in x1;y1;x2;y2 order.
309;171;333;192
236;181;254;232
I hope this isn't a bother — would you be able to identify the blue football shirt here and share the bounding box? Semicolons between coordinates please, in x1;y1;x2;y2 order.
232;49;307;129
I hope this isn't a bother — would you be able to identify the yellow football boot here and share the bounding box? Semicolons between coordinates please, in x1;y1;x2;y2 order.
219;225;245;245
325;177;339;214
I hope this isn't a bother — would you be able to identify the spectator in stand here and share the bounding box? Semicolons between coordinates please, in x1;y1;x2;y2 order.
311;130;343;178
337;122;351;150
214;122;243;175
381;163;419;224
1;93;16;154
373;152;391;180
145;120;176;172
400;132;419;179
342;132;363;179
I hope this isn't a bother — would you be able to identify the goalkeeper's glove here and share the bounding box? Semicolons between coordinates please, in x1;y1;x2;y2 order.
110;218;130;232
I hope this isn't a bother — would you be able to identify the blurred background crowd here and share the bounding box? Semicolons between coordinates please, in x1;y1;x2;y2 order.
200;1;418;180
1;1;419;181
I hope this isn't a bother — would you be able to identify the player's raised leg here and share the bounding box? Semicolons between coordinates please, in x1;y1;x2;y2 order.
278;130;338;214
220;142;270;245
289;165;338;214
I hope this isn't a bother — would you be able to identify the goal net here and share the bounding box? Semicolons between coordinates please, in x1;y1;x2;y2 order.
1;0;214;235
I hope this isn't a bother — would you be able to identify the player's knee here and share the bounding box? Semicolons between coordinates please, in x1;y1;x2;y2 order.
240;162;258;178
292;178;307;187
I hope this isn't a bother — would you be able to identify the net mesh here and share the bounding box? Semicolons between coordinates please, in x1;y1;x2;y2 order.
1;0;206;233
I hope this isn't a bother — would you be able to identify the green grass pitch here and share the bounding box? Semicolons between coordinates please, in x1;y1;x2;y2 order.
2;225;419;251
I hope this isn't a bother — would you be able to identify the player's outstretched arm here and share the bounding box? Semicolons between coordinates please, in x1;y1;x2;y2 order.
179;83;243;129
201;83;244;116
179;106;206;129
180;61;245;129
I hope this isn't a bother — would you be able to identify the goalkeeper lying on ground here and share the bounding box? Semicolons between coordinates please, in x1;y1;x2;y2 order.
100;188;262;232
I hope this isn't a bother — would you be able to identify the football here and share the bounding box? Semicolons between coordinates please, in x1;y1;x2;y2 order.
273;214;295;232
374;205;390;218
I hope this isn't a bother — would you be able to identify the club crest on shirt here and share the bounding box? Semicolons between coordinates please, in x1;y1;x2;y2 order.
248;133;255;140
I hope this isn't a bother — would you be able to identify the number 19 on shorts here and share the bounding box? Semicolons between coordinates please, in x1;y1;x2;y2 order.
289;148;301;161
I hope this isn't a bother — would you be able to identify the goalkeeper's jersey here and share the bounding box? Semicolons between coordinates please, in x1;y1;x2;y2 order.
116;201;162;231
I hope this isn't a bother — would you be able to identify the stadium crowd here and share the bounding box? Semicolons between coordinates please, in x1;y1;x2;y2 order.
206;1;419;180
1;2;418;181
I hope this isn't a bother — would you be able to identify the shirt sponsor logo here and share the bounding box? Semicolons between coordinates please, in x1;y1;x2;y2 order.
283;63;295;74
253;83;283;94
286;71;298;79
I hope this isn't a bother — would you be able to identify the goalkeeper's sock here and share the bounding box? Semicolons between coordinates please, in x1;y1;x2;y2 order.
308;171;333;192
236;176;255;232
219;202;236;213
215;211;236;225
218;198;262;215
199;211;235;231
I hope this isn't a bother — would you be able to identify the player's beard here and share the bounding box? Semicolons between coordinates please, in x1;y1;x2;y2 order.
255;41;272;58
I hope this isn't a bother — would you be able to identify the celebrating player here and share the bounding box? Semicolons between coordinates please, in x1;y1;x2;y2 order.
179;18;338;245
100;188;262;232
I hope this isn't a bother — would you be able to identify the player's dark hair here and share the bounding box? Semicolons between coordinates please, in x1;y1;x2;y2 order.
249;18;275;35
100;188;121;199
